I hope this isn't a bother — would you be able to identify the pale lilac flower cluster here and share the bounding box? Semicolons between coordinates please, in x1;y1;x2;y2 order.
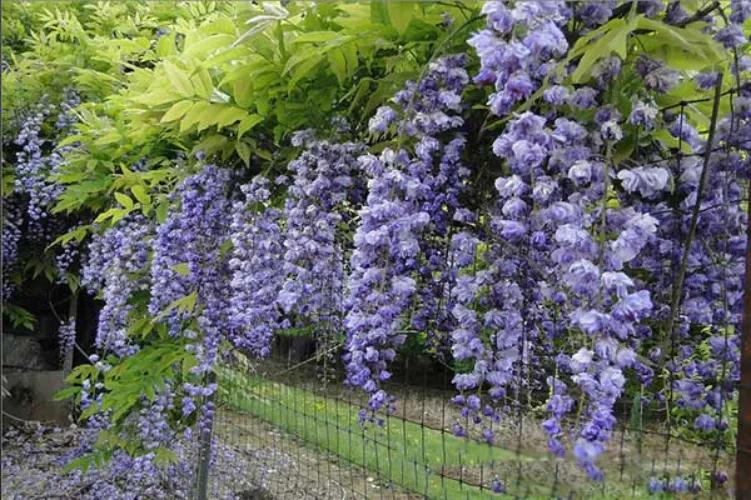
54;237;80;284
5;90;81;298
468;1;569;116
57;318;76;363
149;164;231;336
345;55;470;414
370;55;472;350
228;176;285;357
1;199;23;300
494;112;658;480
630;109;748;444
82;215;153;357
279;134;366;326
13;91;79;235
344;149;428;414
150;165;233;426
134;385;175;451
459;0;748;483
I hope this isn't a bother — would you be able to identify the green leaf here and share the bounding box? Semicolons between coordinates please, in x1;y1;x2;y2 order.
232;79;253;108
161;100;194;123
53;386;80;401
191;67;213;99
167;291;197;315
57;134;84;147
387;2;417;34
183;34;235;58
156;32;177;57
153;448;178;465
114;192;134;210
180;102;212;133
163;61;194;98
370;0;391;25
283;47;320;75
214;106;248;129
133;91;181;107
193;135;229;157
329;50;347;84
237;114;264;139
292;31;338;44
637;17;725;63
48;225;88;249
2;303;36;331
570;18;636;83
288;54;323;90
156;198;169;223
172;263;190;276
95;207;129;224
203;46;249;68
130;185;150;205
236;141;251;167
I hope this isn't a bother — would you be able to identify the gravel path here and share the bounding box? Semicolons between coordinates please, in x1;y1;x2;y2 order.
1;414;417;500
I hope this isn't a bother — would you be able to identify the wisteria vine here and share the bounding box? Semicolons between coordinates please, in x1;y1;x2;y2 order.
4;1;749;497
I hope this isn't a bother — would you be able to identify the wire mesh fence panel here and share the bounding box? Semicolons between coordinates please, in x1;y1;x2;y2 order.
205;342;737;499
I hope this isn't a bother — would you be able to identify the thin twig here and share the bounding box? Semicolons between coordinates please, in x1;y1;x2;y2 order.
2;409;46;426
675;1;721;27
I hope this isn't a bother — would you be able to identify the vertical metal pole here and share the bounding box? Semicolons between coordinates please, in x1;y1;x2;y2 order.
196;371;216;500
736;180;751;498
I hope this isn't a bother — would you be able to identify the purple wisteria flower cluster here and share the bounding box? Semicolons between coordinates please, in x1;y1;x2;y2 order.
12;91;79;239
279;133;366;327
57;317;76;363
1;198;23;300
229;176;285;357
344;54;470;415
3;89;82;301
150;165;233;419
13;99;62;226
82;214;153;357
469;1;570;115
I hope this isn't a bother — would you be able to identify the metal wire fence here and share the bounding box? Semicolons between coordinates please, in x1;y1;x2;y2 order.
202;345;736;499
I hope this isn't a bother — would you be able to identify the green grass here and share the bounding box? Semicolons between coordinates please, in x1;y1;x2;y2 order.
216;367;644;499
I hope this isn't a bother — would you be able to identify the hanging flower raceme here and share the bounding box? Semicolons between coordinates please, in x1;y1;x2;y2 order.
13;91;79;239
57;317;76;363
628;105;748;448
150;164;231;335
150;164;233;392
1;198;23;301
468;1;570;115
279;132;367;328
345;54;471;415
14;100;58;225
463;0;675;477
229;176;285;358
82;214;154;358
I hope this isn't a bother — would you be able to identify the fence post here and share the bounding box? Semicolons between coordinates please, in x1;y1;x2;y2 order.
196;371;216;500
736;180;751;498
